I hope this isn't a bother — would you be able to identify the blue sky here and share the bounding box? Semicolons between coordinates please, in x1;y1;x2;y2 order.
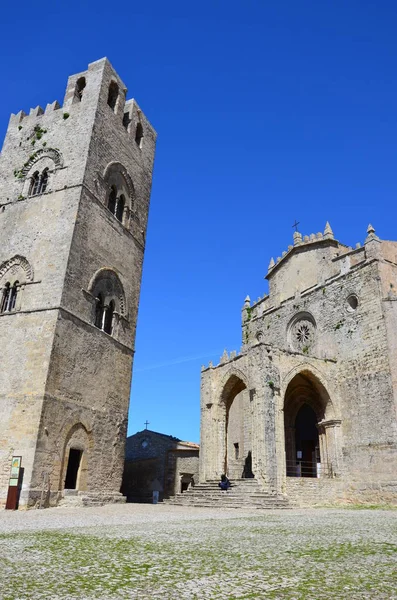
1;1;397;442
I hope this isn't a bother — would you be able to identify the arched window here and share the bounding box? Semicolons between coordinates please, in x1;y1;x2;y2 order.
108;186;117;215
116;194;125;223
1;283;10;313
0;281;18;313
29;171;40;197
95;293;104;329
107;81;119;112
75;77;86;102
89;268;126;338
39;169;48;194
135;122;143;148
9;281;19;311
28;169;48;197
104;300;114;334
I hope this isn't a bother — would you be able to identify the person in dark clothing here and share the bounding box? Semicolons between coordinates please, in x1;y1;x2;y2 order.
218;474;231;491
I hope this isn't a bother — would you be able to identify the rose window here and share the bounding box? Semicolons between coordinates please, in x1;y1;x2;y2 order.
288;315;316;352
296;323;311;344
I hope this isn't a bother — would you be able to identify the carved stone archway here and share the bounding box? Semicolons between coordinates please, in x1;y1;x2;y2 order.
283;370;341;479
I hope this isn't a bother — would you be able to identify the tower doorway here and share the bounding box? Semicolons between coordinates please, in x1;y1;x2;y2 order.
64;448;82;489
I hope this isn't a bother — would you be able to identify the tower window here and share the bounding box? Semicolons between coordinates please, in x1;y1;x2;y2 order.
1;281;18;313
89;268;126;338
107;81;119;112
104;300;115;334
108;185;117;215
74;77;86;102
107;187;125;225
95;293;104;329
40;169;48;194
135;122;143;148
28;169;49;197
94;295;115;335
116;194;125;223
29;171;40;196
123;113;131;130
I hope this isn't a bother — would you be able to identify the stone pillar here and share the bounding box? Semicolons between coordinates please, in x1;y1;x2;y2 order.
318;419;342;477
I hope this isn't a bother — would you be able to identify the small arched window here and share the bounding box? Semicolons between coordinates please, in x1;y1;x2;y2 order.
89;268;126;338
1;283;10;313
29;171;40;197
9;281;19;311
28;169;49;197
135;123;143;148
0;281;18;313
95;293;104;329
108;186;117;215
75;77;86;102
116;194;125;223
104;300;114;335
107;81;119;112
39;169;48;194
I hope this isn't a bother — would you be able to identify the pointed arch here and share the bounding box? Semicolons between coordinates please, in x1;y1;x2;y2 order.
219;367;250;405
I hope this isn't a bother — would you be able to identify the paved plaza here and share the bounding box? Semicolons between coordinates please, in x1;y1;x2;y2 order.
0;504;396;599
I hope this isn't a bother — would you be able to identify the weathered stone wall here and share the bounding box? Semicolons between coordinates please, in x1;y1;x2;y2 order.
0;58;156;507
122;430;199;501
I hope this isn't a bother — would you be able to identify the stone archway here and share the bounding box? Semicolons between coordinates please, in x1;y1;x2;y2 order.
284;370;341;478
221;374;248;478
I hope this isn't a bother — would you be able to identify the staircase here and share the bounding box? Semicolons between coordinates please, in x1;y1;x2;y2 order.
164;479;291;509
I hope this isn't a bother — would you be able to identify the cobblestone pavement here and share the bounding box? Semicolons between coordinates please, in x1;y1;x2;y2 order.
0;504;396;599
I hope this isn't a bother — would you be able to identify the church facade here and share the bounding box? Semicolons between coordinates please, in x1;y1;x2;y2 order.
0;59;156;507
200;224;397;504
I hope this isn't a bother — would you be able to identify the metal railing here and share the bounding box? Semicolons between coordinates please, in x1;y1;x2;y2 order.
286;460;332;478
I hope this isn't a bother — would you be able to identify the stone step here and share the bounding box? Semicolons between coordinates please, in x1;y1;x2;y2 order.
164;478;291;510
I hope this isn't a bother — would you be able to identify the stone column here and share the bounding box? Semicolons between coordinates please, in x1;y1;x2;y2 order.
318;419;342;477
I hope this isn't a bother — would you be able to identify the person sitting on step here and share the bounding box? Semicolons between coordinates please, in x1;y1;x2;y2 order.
218;474;231;491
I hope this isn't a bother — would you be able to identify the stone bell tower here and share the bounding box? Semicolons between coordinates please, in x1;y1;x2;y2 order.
0;58;156;507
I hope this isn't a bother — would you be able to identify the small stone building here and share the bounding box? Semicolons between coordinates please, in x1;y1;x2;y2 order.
121;430;199;502
0;59;156;508
200;224;397;505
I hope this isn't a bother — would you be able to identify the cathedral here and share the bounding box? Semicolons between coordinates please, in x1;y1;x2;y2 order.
0;59;156;508
199;224;397;504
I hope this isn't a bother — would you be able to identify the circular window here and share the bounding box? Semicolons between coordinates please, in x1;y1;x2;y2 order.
346;295;358;312
141;439;149;448
287;312;316;352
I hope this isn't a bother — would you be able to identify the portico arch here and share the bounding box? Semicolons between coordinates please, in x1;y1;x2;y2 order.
220;373;249;478
283;370;341;478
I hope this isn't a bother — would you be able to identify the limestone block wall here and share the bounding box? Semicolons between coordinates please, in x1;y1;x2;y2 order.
0;58;156;507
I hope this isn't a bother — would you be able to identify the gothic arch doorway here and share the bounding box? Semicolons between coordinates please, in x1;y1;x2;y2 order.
221;374;248;479
284;371;338;478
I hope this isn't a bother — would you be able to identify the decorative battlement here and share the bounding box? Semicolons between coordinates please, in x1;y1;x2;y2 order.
4;58;152;151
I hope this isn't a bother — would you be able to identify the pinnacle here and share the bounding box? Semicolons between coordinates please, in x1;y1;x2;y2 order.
324;221;333;235
367;224;375;234
268;257;275;270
